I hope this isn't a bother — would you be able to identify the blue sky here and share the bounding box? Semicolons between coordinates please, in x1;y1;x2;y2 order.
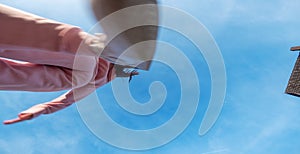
0;0;300;153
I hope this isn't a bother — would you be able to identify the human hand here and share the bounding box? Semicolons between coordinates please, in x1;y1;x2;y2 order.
3;113;33;125
87;33;107;55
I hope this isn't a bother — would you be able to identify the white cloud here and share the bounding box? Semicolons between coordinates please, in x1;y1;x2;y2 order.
0;135;35;154
201;148;230;154
241;115;292;152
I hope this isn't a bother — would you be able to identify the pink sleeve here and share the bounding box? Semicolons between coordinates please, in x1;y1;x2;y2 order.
0;58;74;92
19;62;117;119
20;83;98;119
0;4;100;70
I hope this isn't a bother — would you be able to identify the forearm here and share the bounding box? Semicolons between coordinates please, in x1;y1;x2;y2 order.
20;83;98;119
0;58;74;91
2;59;116;124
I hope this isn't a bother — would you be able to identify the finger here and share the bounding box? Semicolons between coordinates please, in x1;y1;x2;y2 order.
94;33;107;41
3;117;24;125
91;39;101;44
89;44;105;55
3;113;33;125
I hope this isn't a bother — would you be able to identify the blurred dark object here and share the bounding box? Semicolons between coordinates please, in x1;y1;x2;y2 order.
286;46;300;97
290;46;300;51
91;0;159;70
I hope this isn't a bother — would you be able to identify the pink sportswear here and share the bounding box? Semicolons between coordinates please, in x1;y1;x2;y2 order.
0;4;116;120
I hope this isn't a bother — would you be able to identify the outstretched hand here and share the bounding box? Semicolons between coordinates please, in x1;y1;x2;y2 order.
86;33;107;55
3;113;33;125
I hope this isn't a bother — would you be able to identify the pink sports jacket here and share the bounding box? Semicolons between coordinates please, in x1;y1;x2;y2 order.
0;4;116;122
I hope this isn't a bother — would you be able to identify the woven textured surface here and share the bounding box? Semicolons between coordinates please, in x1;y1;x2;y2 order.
286;53;300;97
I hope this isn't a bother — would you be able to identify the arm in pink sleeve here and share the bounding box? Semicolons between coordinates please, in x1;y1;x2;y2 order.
3;61;117;125
3;83;98;125
20;83;98;119
0;58;74;92
0;4;105;70
20;62;117;120
2;58;116;125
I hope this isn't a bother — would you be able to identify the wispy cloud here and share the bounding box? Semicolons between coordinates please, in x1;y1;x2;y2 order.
0;135;34;154
241;115;293;152
201;148;230;154
1;0;300;153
